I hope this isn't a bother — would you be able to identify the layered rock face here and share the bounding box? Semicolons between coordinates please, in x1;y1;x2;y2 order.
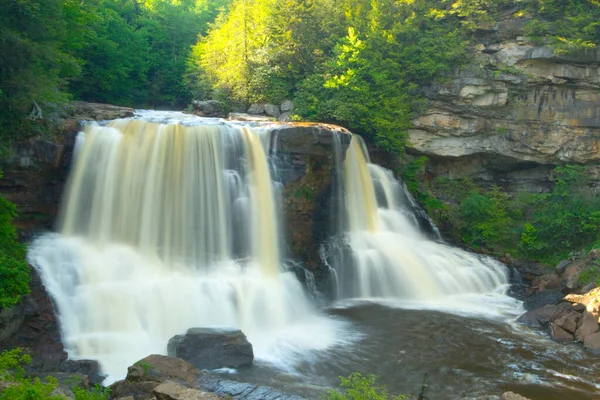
409;18;600;192
0;102;134;238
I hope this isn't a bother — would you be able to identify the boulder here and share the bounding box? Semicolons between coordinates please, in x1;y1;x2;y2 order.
575;311;599;342
550;322;573;343
522;290;563;311
583;332;600;353
154;381;226;400
555;260;571;275
110;355;201;400
280;100;294;112
264;104;280;118
278;112;292;122
517;303;570;328
191;100;228;118
247;103;266;115
126;355;201;385
168;328;253;370
552;311;580;333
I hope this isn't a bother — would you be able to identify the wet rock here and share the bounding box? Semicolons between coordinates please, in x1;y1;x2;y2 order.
197;375;307;400
247;103;266;115
168;328;253;370
153;381;226;400
271;125;351;156
522;290;563;311
550;322;574;343
264;104;280;118
575;311;599;342
500;392;531;400
281;100;294;112
552;311;580;333
191;100;228;118
555;260;571;275
583;332;600;353
0;268;67;371
517;304;561;328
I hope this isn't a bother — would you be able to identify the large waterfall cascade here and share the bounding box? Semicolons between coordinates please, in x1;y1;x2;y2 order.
27;112;518;382
327;135;511;301
28;115;342;381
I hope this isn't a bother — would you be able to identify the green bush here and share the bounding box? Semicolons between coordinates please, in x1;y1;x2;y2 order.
422;165;600;264
325;373;408;400
0;349;110;400
0;173;30;309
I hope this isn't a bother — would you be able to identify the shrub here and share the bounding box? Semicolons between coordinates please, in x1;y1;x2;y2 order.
0;172;30;308
325;373;409;400
0;349;110;400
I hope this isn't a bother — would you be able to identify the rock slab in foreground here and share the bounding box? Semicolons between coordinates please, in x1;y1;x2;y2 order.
110;355;203;400
168;328;253;370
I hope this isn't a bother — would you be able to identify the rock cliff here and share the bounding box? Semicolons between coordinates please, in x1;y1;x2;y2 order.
409;17;600;193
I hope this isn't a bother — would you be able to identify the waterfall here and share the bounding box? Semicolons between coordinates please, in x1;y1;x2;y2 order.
326;135;510;300
27;116;341;381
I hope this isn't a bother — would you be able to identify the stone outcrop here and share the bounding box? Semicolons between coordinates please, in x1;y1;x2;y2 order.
1;101;135;238
167;328;253;370
519;285;600;352
190;100;229;118
409;19;600;193
247;100;294;122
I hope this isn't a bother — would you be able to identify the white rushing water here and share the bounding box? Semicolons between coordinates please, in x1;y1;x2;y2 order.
326;135;514;304
27;113;520;382
28;114;345;381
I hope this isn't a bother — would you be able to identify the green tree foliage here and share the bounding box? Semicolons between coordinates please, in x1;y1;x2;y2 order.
430;165;600;263
325;373;408;400
0;0;79;142
524;0;600;52
0;173;30;309
191;0;470;154
0;349;110;400
65;0;230;107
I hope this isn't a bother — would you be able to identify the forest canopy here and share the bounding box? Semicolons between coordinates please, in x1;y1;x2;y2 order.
1;0;599;152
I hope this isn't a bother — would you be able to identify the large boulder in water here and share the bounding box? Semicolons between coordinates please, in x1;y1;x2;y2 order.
167;328;254;370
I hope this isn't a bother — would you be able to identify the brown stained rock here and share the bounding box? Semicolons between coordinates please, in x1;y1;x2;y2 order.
583;332;600;354
126;355;201;386
575;311;600;342
553;311;580;333
501;392;531;400
153;381;227;400
550;322;574;343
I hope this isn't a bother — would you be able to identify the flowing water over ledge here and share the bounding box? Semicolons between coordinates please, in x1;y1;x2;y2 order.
25;111;600;398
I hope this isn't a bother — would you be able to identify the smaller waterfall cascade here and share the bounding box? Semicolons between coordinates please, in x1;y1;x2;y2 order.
28;115;342;381
328;135;510;300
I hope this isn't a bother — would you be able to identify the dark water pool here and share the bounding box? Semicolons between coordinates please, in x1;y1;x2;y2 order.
217;302;600;399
